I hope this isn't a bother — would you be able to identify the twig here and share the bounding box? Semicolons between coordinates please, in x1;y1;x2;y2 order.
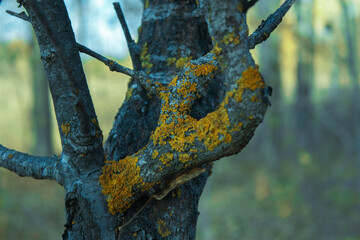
113;2;141;70
77;43;135;77
248;0;297;49
0;144;63;184
6;8;158;95
5;10;136;78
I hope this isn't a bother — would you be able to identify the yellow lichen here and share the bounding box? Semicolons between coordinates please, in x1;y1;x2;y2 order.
166;57;176;66
157;219;171;238
179;153;190;163
240;66;265;90
159;153;173;166
144;0;149;9
224;66;265;103
230;122;243;133
175;56;192;68
140;42;153;70
151;66;264;153
152;150;159;159
212;42;222;55
188;63;218;77
100;66;265;215
99;155;154;214
61;123;71;136
169;76;178;87
222;31;240;45
8;154;13;159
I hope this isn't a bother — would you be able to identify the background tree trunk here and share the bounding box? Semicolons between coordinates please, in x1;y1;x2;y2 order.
30;34;53;155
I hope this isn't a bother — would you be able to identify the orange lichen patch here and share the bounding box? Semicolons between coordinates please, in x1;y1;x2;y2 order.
159;153;173;166
230;122;243;133
175;56;192;68
176;81;197;99
152;150;159;159
188;63;218;77
61;123;71;136
179;153;190;163
224;66;265;103
169;76;178;87
99;155;154;214
151;66;264;155
197;106;232;151
222;31;240;45
151;105;231;152
211;42;222;55
241;66;265;90
157;219;171;238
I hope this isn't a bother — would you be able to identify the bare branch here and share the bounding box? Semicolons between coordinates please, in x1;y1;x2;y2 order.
7;8;160;102
248;0;297;49
6;10;136;79
77;43;135;77
6;10;30;22
0;144;63;184
77;43;161;95
113;2;141;70
22;0;104;168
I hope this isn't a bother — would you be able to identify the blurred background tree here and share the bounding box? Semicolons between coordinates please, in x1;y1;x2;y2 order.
0;0;359;239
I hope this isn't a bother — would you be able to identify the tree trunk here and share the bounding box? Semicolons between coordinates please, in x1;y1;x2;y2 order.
105;1;217;238
294;0;315;150
31;33;53;155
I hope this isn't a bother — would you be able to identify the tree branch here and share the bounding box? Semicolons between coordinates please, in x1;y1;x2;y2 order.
248;0;297;49
77;43;135;77
113;2;141;70
77;43;162;95
22;0;103;168
6;10;30;22
0;144;63;184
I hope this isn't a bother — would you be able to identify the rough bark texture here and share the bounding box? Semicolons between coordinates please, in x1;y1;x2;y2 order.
0;0;296;239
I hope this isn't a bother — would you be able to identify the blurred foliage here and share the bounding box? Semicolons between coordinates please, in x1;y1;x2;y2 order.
1;0;360;239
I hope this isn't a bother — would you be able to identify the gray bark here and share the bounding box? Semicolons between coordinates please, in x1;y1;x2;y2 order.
0;0;296;239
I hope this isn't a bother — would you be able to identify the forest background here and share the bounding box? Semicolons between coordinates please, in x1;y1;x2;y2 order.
0;0;359;239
